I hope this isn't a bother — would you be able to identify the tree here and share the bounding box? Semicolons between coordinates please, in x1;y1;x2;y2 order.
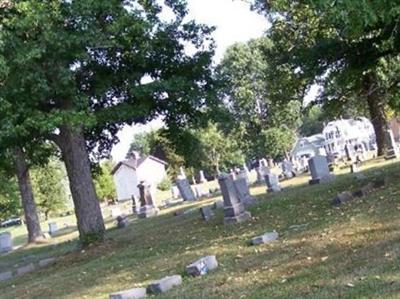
251;0;400;155
13;147;44;243
217;38;302;159
93;160;116;202
0;174;20;220
192;122;244;174
31;158;67;220
0;1;214;245
300;105;325;137
126;132;152;158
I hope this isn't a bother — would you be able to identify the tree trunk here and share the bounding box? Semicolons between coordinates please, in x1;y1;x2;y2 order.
57;125;105;245
362;74;387;156
14;147;44;243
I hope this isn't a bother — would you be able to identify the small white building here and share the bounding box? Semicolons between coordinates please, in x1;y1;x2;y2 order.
323;117;376;158
112;152;168;202
291;134;326;159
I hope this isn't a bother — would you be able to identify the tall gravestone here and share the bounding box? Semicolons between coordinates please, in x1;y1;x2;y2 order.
199;170;206;183
282;160;294;179
0;232;12;253
308;155;335;185
264;173;281;192
176;178;196;201
234;177;256;205
385;129;399;159
137;182;159;218
218;174;251;224
237;169;250;185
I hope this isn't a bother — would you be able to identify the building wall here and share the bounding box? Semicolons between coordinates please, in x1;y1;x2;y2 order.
113;165;139;201
136;158;167;187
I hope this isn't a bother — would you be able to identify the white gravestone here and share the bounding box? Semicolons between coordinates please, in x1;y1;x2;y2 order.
0;232;12;253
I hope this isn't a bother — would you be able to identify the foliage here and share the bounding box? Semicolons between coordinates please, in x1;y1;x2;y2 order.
157;176;171;191
93;160;117;202
192;122;244;174
126;132;152;158
0;175;20;219
217;38;302;159
299;105;325;137
251;0;400;155
260;127;296;159
31;158;68;220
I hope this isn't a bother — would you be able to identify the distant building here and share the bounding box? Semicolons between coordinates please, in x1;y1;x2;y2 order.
291;134;326;159
111;152;168;202
322;117;376;158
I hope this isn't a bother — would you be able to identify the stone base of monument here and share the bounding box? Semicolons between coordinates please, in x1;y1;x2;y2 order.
385;149;399;160
309;174;335;185
138;205;159;219
109;287;147;299
186;255;218;277
147;275;182;294
224;211;252;225
251;231;279;245
267;185;282;193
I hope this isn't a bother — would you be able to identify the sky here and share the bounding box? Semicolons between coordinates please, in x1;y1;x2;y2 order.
110;0;268;162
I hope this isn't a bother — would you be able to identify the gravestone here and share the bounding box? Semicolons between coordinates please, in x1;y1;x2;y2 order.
16;263;35;276
243;163;250;177
213;200;224;210
171;185;180;199
308;155;335;185
0;271;12;281
186;255;218;277
109;288;147;299
199;170;206;183
350;163;359;173
264;174;282;193
132;195;140;214
38;257;57;268
218;174;251;225
199;206;214;221
229;169;237;180
237;169;250;185
282;160;294;179
48;222;58;236
110;207;122;219
176;178;196;201
234;178;256;205
344;143;355;162
251;231;279;245
385;129;399;159
137;182;159;218
194;185;208;198
0;232;12;253
116;214;129;228
147;275;182;294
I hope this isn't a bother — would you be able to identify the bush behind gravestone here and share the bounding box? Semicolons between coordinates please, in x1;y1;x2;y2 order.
157;177;172;191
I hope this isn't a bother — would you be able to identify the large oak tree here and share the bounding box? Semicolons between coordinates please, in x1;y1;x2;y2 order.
0;0;214;245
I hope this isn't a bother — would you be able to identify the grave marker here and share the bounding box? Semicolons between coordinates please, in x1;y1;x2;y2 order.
0;232;12;253
176;178;196;201
109;288;147;299
308;155;335;185
186;255;218;277
147;275;182;294
234;178;256;205
218;174;251;225
264;174;282;193
137;182;159;218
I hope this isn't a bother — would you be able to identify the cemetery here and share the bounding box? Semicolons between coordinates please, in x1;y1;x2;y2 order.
0;1;400;298
1;156;400;298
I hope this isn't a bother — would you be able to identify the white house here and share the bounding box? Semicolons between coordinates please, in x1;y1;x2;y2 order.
291;134;326;159
322;117;376;158
112;152;168;202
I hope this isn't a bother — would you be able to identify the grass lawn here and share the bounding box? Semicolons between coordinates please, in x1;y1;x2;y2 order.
1;158;400;298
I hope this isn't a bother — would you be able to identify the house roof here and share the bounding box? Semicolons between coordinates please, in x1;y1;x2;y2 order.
111;155;168;175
